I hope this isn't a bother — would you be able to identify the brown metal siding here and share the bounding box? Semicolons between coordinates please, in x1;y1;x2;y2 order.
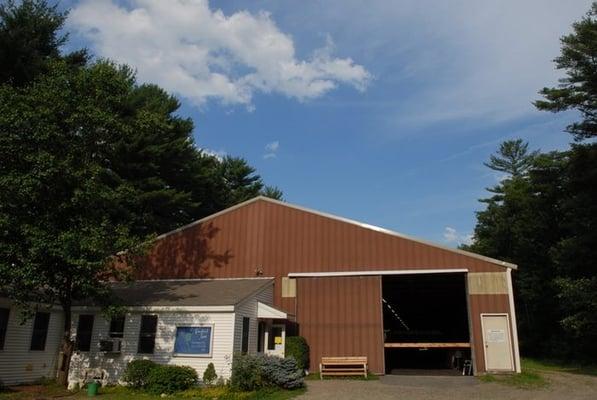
468;294;511;373
138;199;507;285
136;198;515;374
296;276;384;373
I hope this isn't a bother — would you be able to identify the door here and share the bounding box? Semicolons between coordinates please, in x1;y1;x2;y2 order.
264;324;285;357
481;314;514;371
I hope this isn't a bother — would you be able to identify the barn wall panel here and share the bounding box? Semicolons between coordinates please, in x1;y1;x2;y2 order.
296;276;384;374
468;294;511;373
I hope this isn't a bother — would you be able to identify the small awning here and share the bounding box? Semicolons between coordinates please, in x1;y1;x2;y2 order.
257;302;288;319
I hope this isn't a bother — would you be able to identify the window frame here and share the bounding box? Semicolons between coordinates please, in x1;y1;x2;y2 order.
173;324;214;358
30;311;51;351
75;314;95;352
0;307;9;350
137;315;158;354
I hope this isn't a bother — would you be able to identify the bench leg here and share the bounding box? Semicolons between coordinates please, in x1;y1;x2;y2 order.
319;364;323;380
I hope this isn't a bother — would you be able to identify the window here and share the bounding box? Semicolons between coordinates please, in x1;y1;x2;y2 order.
109;316;125;338
241;317;250;354
30;312;50;351
174;326;212;356
138;315;157;354
75;314;94;351
0;308;9;350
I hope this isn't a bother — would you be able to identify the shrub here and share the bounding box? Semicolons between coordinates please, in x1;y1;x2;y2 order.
202;363;217;386
146;365;198;394
230;354;263;391
122;359;158;388
260;355;304;389
230;353;304;391
285;336;309;371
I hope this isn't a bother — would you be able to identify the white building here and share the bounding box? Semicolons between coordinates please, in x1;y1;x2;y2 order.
0;278;289;387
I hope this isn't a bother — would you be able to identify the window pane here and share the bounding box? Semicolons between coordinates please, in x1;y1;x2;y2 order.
30;312;50;351
109;316;125;338
75;315;94;351
241;317;250;354
0;308;9;350
174;326;212;355
138;315;157;354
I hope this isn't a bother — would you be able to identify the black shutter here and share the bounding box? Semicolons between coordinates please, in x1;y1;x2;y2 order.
138;315;157;354
0;308;9;350
241;317;250;354
75;315;95;351
30;312;50;351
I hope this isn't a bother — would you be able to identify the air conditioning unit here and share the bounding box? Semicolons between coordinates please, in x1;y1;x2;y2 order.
99;339;123;353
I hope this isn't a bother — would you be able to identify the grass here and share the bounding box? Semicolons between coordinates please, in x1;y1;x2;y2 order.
522;358;597;376
0;383;305;400
478;357;597;390
304;372;379;381
478;369;548;390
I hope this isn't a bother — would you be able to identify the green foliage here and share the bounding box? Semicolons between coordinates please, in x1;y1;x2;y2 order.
260;186;284;201
202;363;218;386
468;140;597;361
122;360;158;388
146;365;198;394
230;354;263;392
230;354;304;392
535;2;597;140
259;356;304;390
284;336;309;371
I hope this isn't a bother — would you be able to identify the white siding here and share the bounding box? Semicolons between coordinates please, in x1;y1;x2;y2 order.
0;299;63;385
232;284;274;354
68;310;235;387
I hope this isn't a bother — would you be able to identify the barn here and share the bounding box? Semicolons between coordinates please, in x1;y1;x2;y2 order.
136;196;520;376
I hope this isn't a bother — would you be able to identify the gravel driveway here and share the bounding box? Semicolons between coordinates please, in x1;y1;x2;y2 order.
298;371;597;400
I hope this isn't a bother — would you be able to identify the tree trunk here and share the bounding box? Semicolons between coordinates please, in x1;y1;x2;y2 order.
56;304;73;387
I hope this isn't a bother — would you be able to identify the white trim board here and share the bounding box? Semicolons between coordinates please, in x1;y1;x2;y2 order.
288;269;469;278
153;196;517;270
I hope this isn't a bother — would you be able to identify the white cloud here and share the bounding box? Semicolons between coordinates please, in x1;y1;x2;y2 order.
263;140;279;159
200;147;226;161
443;226;473;246
280;0;591;127
68;0;371;109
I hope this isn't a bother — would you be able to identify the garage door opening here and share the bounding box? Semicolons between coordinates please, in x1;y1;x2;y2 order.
382;273;471;375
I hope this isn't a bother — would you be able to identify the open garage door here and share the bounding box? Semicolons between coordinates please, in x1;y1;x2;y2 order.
382;273;471;375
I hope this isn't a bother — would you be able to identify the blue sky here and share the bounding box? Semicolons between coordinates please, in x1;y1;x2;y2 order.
61;0;590;246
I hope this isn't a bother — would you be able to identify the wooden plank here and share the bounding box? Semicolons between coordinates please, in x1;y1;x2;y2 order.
384;342;470;348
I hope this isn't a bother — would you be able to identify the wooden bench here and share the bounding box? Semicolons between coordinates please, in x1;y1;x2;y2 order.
319;356;368;379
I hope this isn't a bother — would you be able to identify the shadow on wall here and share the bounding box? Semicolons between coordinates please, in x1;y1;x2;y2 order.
137;222;234;279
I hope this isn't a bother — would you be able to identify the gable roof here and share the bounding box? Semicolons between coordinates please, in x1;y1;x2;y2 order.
77;278;273;307
155;196;517;270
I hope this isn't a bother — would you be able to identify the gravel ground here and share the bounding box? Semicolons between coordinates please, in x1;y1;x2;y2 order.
298;371;597;400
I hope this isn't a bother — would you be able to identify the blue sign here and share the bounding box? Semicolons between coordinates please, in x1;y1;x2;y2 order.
174;326;212;355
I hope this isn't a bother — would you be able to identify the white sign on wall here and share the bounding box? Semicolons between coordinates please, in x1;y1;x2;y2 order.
487;329;506;343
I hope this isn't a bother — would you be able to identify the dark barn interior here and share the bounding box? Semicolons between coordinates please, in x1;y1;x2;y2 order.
382;273;471;374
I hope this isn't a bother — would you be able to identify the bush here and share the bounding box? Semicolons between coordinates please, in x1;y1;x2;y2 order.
146;365;198;394
285;336;309;371
202;363;217;386
122;359;158;388
260;355;304;389
230;353;304;391
230;354;263;391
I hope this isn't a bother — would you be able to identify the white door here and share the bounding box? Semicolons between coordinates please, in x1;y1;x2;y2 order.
482;314;514;371
264;324;285;357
